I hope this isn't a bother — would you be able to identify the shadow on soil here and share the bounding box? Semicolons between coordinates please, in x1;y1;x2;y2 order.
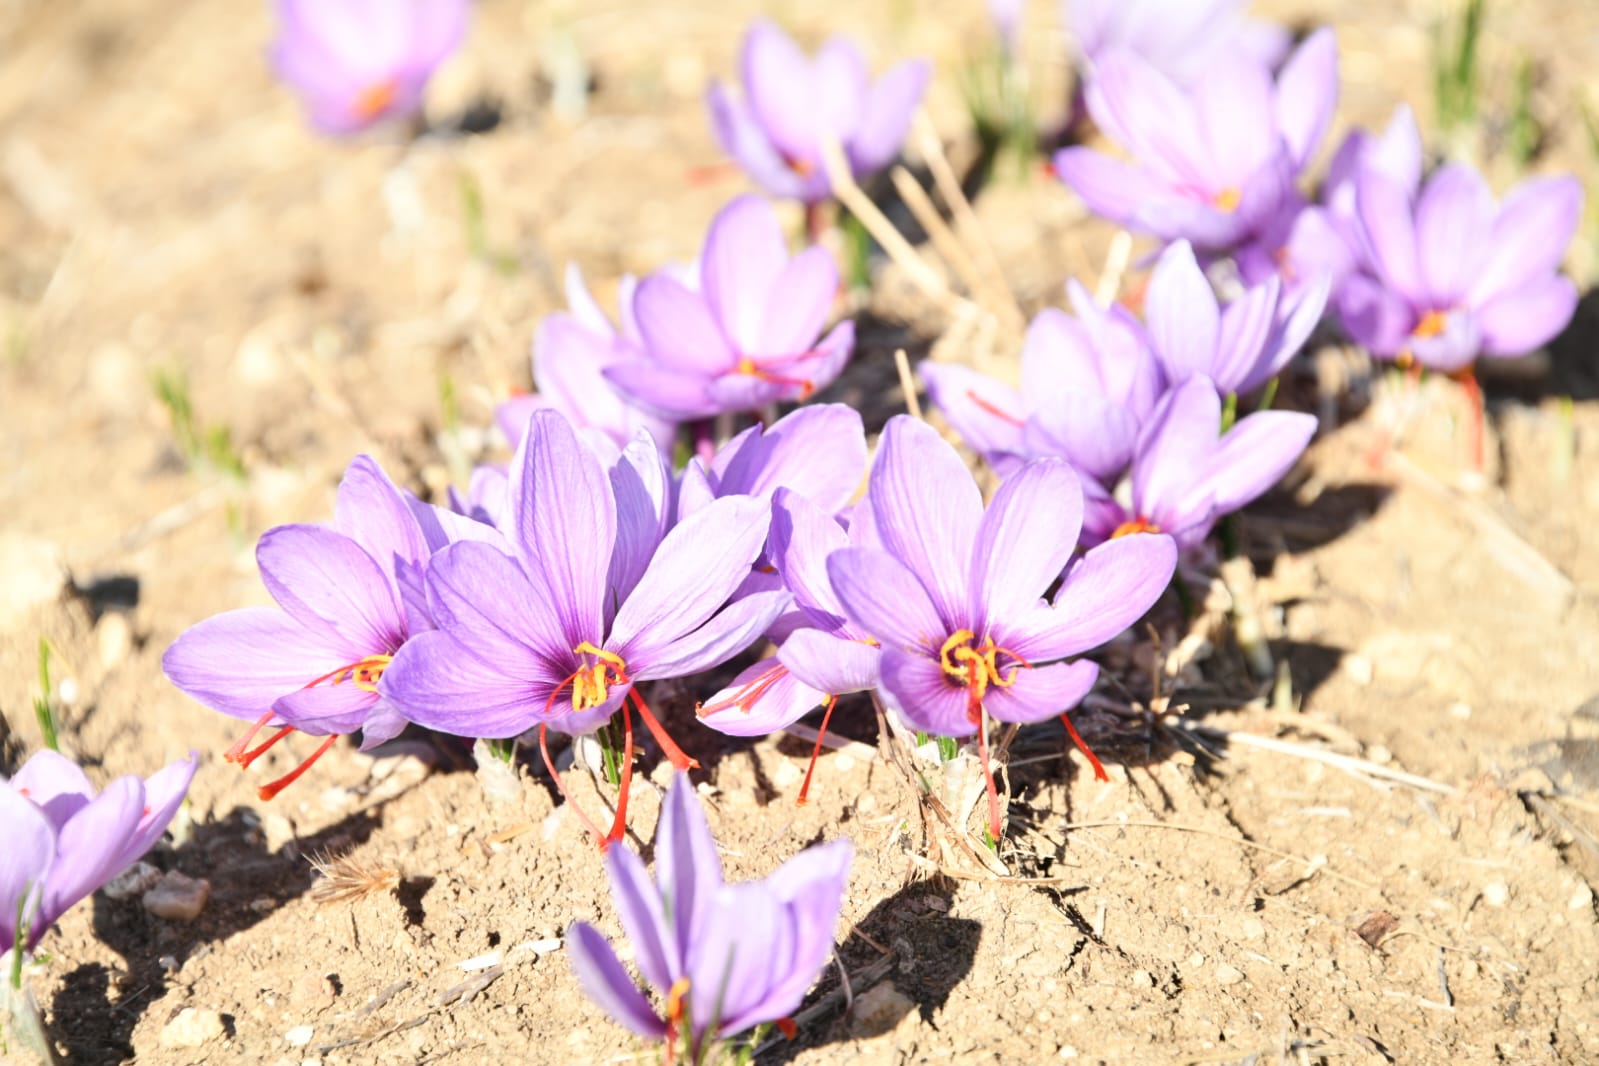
46;803;389;1064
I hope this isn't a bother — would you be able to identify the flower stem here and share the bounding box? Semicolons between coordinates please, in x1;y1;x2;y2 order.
1258;375;1279;412
1220;391;1238;434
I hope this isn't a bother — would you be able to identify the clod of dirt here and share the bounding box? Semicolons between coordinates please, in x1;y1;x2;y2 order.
102;860;162;901
142;871;211;921
848;981;916;1039
159;1008;225;1049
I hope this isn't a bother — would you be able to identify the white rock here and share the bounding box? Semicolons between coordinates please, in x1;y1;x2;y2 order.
103;861;163;900
143;871;211;921
97;612;133;670
1570;883;1593;910
285;1025;314;1047
1341;654;1374;686
160;1008;225;1048
1214;963;1246;986
0;534;64;628
1482;880;1511;908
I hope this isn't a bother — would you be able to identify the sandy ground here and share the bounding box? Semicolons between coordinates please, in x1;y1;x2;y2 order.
3;0;1599;1063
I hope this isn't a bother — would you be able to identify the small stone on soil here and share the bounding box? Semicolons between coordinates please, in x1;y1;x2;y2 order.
848;982;915;1038
160;1008;225;1048
143;870;211;920
103;861;163;900
1483;880;1511;908
285;1025;314;1047
1214;963;1246;986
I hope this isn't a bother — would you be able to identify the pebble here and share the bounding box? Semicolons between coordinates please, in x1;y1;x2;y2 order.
0;533;65;627
1130;970;1154;988
1214;963;1246;986
97;612;133;670
143;871;212;921
1341;654;1374;686
1448;702;1473;721
847;982;915;1038
285;1025;314;1047
1482;880;1511;908
1366;745;1392;765
103;861;163;900
1571;883;1594;910
160;1008;226;1049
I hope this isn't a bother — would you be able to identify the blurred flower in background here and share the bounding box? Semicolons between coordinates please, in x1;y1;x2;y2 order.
1066;0;1289;87
270;0;469;135
707;18;930;204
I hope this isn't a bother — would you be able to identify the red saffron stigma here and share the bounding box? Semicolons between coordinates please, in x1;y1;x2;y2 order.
1453;367;1484;472
632;688;698;771
225;710;277;763
796;695;838;806
965;390;1024;428
257;734;337;801
603;696;638;850
1060;712;1109;782
976;708;1002;843
698;661;786;718
776;1017;798;1039
538;723;610;849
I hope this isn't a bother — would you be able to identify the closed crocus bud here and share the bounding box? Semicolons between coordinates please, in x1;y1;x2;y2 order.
270;0;469;135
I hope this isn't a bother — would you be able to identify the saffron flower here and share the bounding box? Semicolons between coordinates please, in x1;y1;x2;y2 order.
1084;375;1316;549
920;280;1164;482
1054;28;1338;254
270;0;469;135
382;411;787;845
567;774;852;1055
163;455;430;799
1067;0;1290;87
605;196;855;419
497;264;676;462
2;750;197;955
825;416;1177;838
677;403;868;524
1144;240;1328;396
1336;162;1583;372
707;19;930;204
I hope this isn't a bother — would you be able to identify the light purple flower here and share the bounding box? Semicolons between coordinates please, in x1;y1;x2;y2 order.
568;774;852;1053
2;750;197;955
497;264;677;462
708;19;930;204
381;410;787;844
1085;375;1316;549
921;280;1164;483
1068;0;1291;86
1145;240;1328;395
270;0;468;135
1054;28;1338;254
163;455;430;799
825;416;1176;837
678;404;868;524
1336;161;1583;371
605;196;855;419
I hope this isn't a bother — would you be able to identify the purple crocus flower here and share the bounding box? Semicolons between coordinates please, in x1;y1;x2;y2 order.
381;410;787;846
1145;240;1328;396
1068;0;1290;86
568;774;852;1055
496;264;677;463
1054;28;1338;255
920;280;1164;482
677;404;867;524
163;455;429;799
707;19;930;204
1336;161;1583;372
825;416;1177;838
2;750;197;955
270;0;469;135
605;196;855;419
1084;375;1316;549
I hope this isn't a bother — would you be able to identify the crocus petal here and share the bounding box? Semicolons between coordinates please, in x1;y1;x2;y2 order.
1469;176;1584;306
1477;275;1579;358
1052;148;1168;224
380;628;555;738
1414;164;1495;305
603;360;720;421
827;547;946;655
1132;377;1220;525
633;275;735;374
984;659;1100;725
878;648;975;737
608;431;674;615
970;460;1083;630
1086;50;1206;187
566;922;669;1039
868;416;982;627
163;607;352;723
1243;271;1330;394
334;455;428;590
813;38;870;146
686;881;792;1037
918;361;1028;463
41;777;145;934
610;495;772;664
699;659;829;737
707;82;814;201
257;524;406;656
1334;272;1414;358
1202;410;1317;513
716;404;866;515
656;774;724;953
1273;28;1338;171
10;750;95;831
508;409;617;647
115;753;199;875
1024;396;1140;482
752;246;839;359
702;196;790;355
1003;534;1177;661
272;683;378;736
631;590;790;681
603;845;677;991
1211;275;1282;394
846;59;930;175
777;626;883;696
1146;241;1221;384
755;838;854;1019
423;541;570;666
770;488;851;626
1193;54;1276;183
1407;309;1483;372
742;19;818;164
0;786;54;952
1353;170;1423;301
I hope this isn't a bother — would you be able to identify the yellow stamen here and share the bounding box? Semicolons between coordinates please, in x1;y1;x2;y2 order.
1412;309;1448;340
1110;516;1160;540
937;630;1025;703
666;977;691;1022
352;78;399;122
569;642;628;712
1213;187;1242;212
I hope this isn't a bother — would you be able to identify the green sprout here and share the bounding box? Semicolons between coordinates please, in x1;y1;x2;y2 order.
1432;0;1485;136
33;638;58;753
1505;56;1539;168
151;367;246;482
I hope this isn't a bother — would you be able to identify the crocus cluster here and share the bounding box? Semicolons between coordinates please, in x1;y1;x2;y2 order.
3;750;196;959
568;774;852;1058
1056;2;1582;379
270;0;469;135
